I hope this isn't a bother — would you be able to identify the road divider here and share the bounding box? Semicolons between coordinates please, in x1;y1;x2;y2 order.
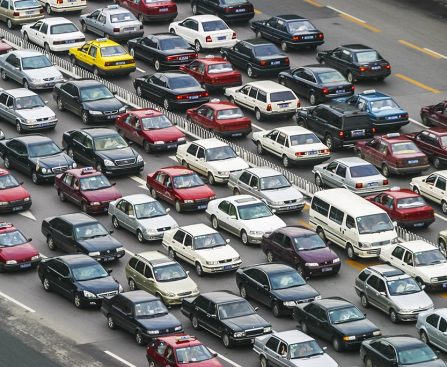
395;73;441;94
304;0;324;7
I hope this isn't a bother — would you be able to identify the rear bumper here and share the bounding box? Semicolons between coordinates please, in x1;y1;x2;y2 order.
372;119;409;130
354;69;391;80
142;12;177;22
109;31;145;42
397;217;435;228
389;164;430;175
170;97;209;110
49;4;87;12
216;127;251;138
286;39;325;48
303;262;341;277
99;66;136;76
221;12;255;22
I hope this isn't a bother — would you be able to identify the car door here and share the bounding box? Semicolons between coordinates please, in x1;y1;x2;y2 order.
73;132;94;164
245;86;258;111
430;103;447;127
114;199;130;228
146;74;165;102
325;48;344;71
365;274;388;313
193;296;211;329
3;53;22;82
262;129;279;154
60;172;76;204
49;260;73;299
388;245;405;270
334;164;347;188
234;85;252;108
287;68;308;97
215;200;230;230
419;173;438;202
236;171;252;195
163;174;177;204
262;18;278;41
196;105;214;129
233;43;252;70
170;229;187;262
263;336;281;366
0;92;15;124
178;19;196;44
184;143;200;171
306;105;326;137
58;220;77;253
194;146;208;175
305;304;329;339
321;161;339;188
6;140;30;174
226;203;241;235
58;83;78;115
327;206;345;245
27;21;42;45
134;36;153;62
84;45;99;71
369;341;396;367
86;10;102;35
111;296;132;330
204;301;222;336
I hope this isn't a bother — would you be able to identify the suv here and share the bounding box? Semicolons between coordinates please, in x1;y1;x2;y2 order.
295;103;374;150
355;264;433;323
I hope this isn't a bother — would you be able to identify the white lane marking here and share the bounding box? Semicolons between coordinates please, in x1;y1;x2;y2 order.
169;155;178;162
409;118;425;128
124;249;135;256
423;48;447;60
209;348;243;367
0;291;36;313
251;123;265;131
326;5;366;22
104;351;137;367
435;213;447;222
130;175;148;190
136;67;146;73
18;210;36;221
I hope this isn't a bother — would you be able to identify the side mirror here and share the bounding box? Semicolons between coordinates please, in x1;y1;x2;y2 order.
272;209;276;213
212;353;218;358
109;230;114;234
167;183;173;189
112;182;117;186
392;221;397;227
186;270;190;275
422;179;426;183
8;105;13;109
379;291;387;297
322;346;327;351
113;91;117;95
210;313;217;318
127;141;133;146
226;239;230;244
107;269;113;274
254;307;259;311
230;215;237;219
27;238;32;242
199;157;205;161
165;208;170;213
421;284;426;290
44;100;48;104
74;96;80;102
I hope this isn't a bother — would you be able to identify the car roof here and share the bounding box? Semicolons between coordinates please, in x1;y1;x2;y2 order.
368;264;406;278
333;156;373;167
273;330;314;344
275;226;315;237
341;44;373;51
250;263;294;274
88;38;121;48
431;308;447;319
136;251;173;267
81;128;117;137
157;335;202;347
378;133;412;144
157;166;194;176
69;79;105;88
152;33;183;40
397;240;437;252
316;297;352;309
201;290;241;303
41;17;75;25
206;101;239;111
382;336;424;349
2;88;37;98
12;135;53;145
56;212;97;225
381;188;421;199
245;80;291;92
129;108;163;118
302;65;338;74
161;72;192;80
276;14;308;21
243;39;275;46
179;223;217;236
197;56;228;65
102;5;131;14
358;90;392;100
121;194;155;205
423;127;447;136
245;167;282;178
58;254;98;266
326;103;367;115
192;138;229;149
432;170;447;179
186;15;222;22
226;195;261;205
120;290;158;302
10;50;43;58
274;126;314;135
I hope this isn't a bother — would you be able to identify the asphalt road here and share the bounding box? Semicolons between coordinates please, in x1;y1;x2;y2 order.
0;0;447;366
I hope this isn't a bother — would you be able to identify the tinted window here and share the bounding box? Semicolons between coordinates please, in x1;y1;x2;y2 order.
391;246;405;260
128;257;138;269
218;200;230;214
270;91;295;102
439;317;447;332
135;261;145;275
426;313;440;328
311;197;329;217
239;172;251;185
366;274;379;290
186;144;198;156
346;215;356;229
173;230;186;243
265;337;280;352
329;207;344;225
248;87;258;99
358;269;371;282
257;90;267;103
194;296;210;311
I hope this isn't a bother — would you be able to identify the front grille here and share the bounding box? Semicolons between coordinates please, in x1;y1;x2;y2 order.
319;260;331;266
97;290;118;298
218;259;232;264
372;240;391;247
356;332;374;341
10;199;24;205
195;198;209;204
52;165;68;174
159;327;177;335
178;291;192;297
100;249;117;256
245;328;264;337
115;158;136;166
284;199;297;204
157;226;171;232
296;298;315;304
436;276;447;282
43;77;54;81
36;117;50;122
104;110;119;115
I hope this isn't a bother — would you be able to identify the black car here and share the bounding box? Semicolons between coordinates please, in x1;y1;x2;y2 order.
52;79;125;125
101;290;183;345
62;128;144;176
250;15;324;51
191;0;255;22
134;72;209;111
41;213;125;262
293;297;381;352
0;135;76;184
295;103;375;150
221;39;290;78
181;291;272;348
278;65;354;105
317;44;391;83
360;335;446;367
37;254;122;309
235;263;320;318
128;34;198;71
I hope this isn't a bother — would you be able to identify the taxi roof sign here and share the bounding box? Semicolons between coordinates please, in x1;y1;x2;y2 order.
362;89;376;94
96;38;109;42
386;133;400;138
81;167;95;175
107;4;119;8
176;335;196;343
390;186;401;191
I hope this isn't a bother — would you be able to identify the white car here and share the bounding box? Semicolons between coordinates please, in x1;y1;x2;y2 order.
22;18;85;52
176;138;249;184
169;15;237;52
411;170;447;214
252;126;330;168
39;0;86;15
162;223;242;276
206;195;286;245
380;240;447;290
224;81;299;122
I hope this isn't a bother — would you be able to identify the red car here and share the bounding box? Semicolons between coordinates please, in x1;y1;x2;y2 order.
55;167;122;214
355;133;430;177
146;335;223;367
115;108;186;153
420;100;447;128
186;101;252;138
180;57;242;90
146;166;215;213
0;222;40;272
0;168;31;213
115;0;177;22
0;39;12;55
366;188;435;229
406;127;447;169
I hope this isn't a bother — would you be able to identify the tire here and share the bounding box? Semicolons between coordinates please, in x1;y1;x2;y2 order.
7;19;13;29
314;174;323;187
137;230;145;243
154;59;161;71
296;118;307;128
129;48;135;57
222;333;231;348
81;21;88;33
16;121;23;133
143;141;151;153
136;85;143;97
207;172;216;185
82;202;88;213
23;32;29;42
107;315;116;329
31;172;39;185
163;98;171;111
3;156;11;169
23;79;29;89
325;134;334;150
272;302;282;318
168;247;175;260
137;13;144;22
0;69;7;80
254;108;263;122
412;186;420;195
255;30;261;39
181;159;189;169
280;40;288;52
316;227;326;243
44;43;50;53
194;40;202;52
442;200;447;214
148;361;155;367
191;315;200;330
129;278;137;291
239;285;247;299
439;238;447;257
434;157;442;169
93;67;99;77
175;200;182;213
191;2;198;14
360;293;369;308
256;142;264;155
347;71;354;83
266;251;274;263
301;321;309;334
332;337;343;352
247;65;254;78
150;188;157;199
420;330;429;345
135;331;145;346
195;262;204;277
73;293;83;308
346;243;355;259
58;190;65;202
42;277;52;291
169;28;175;34
67;147;74;159
357;149;364;159
309;92;317;106
282;155;290;168
260;356;268;367
82;110;89;125
233;187;240;196
240;230;249;245
382;164;390;177
211;215;219;229
390;308;399;323
365;356;373;367
57;97;64;111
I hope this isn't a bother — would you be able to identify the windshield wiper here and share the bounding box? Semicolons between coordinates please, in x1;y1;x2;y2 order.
87;234;108;239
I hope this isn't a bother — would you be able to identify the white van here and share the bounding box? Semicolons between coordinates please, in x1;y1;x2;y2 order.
309;188;398;259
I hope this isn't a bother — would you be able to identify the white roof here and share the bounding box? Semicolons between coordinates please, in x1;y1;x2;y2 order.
181;223;217;236
273;330;314;344
11;50;44;58
121;194;155;205
193;138;228;149
186;15;223;22
226;194;261;206
398;240;437;253
5;88;37;98
273;126;314;135
245;80;292;93
247;167;282;178
432;170;447;178
41;17;74;25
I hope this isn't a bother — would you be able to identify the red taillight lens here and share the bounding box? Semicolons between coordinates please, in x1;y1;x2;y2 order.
338;131;345;138
284;57;289;65
39;8;44;13
383;179;389;185
192;53;198;58
359;66;368;72
260;60;268;66
13;11;19;15
266;104;272;111
297;100;301;108
355;183;363;188
205;35;212;42
166;55;176;61
113;28;120;32
232;32;236;39
56;0;63;3
224;7;231;12
385;64;391;69
295;152;305;156
322;88;329;95
292;36;300;41
320;149;330;154
318;33;324;39
202;91;209;97
402;113;409;119
176;95;187;100
351;85;355;91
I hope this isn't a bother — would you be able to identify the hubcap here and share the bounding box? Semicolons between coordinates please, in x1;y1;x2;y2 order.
257;143;263;154
108;316;114;328
137;231;143;242
361;295;368;307
421;332;428;344
434;158;441;169
32;173;38;184
43;278;50;290
223;334;230;347
301;322;307;333
74;295;81;307
240;286;246;298
130;48;134;57
137;86;142;96
155;60;160;70
310;94;316;105
196;263;202;275
267;252;273;262
164;99;169;110
169;248;175;259
212;217;218;229
443;202;447;214
283;156;288;167
129;280;135;291
315;175;322;186
391;310;397;322
136;333;143;345
192;316;199;329
248;67;253;77
175;201;181;212
325;136;332;148
241;231;248;244
347;246;354;258
273;303;280;317
195;41;201;52
261;357;267;367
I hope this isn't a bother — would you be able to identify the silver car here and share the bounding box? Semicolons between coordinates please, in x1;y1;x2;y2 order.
253;330;338;367
108;193;178;243
228;167;305;213
0;50;64;90
417;308;447;352
0;88;57;133
355;264;433;323
79;5;143;42
312;156;389;196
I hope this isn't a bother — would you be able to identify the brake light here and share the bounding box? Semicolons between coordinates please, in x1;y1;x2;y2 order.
192;53;198;58
320;149;330;154
284;57;289;65
383;179;389;185
355;183;363;188
56;0;63;3
402;113;409;119
113;28;120;32
359;66;368;72
295;152;305;156
266;104;272;111
176;95;188;100
372;127;376;133
297;100;301;108
140;25;144;30
385;64;391;69
318;33;324;39
201;91;209;97
292;36;301;41
224;7;231;12
166;55;177;61
322;88;329;95
351;85;355;91
232;32;236;39
339;131;344;138
205;35;212;42
260;60;268;66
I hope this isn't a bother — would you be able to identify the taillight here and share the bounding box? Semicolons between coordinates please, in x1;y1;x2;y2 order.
318;33;324;39
266;104;272;111
351;85;355;91
166;55;177;61
205;35;212;42
338;131;345;138
292;36;301;41
359;66;368;72
113;28;120;32
39;8;44;13
320;149;330;154
383;179;389;185
201;91;209;97
297;100;301;108
385;64;391;69
176;95;187;100
295;152;305;156
402;113;409;119
355;183;363;188
322;87;329;95
57;0;63;3
224;7;231;12
260;60;268;66
192;53;198;58
232;32;236;39
105;62;112;66
284;57;289;65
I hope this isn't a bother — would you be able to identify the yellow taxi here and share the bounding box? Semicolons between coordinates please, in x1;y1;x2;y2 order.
69;38;136;76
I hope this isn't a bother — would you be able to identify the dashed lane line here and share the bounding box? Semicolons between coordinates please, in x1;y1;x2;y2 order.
435;213;447;222
129;175;148;190
344;259;382;272
104;351;137;367
423;48;447;60
399;40;445;60
208;349;243;367
18;210;36;221
136;67;146;73
394;73;441;94
304;0;324;7
326;5;381;32
251;123;265;131
0;291;36;313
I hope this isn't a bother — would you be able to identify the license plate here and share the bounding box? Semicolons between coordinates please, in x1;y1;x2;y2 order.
414;222;424;227
103;257;115;262
302;35;314;40
335;89;345;94
351;129;365;137
12;206;23;211
232;132;242;137
279;103;289;108
116;61;126;65
386;116;397;120
167;144;176;149
188;95;199;99
371;66;381;70
322;267;332;272
288;205;299;209
178;56;188;60
20;263;32;269
271;61;280;65
44;83;52;87
307;151;317;155
66;40;76;44
217;36;226;40
224;265;232;270
235;8;245;12
367;182;379;187
26;10;35;14
69;0;76;2
443;283;447;288
408;160;418;164
123;27;134;31
159;7;168;12
197;204;207;210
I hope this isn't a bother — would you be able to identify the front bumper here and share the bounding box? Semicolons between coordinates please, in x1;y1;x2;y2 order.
354;247;382;258
146;140;186;152
230;331;271;345
397;309;434;321
389;164;430;175
303;262;341;277
20;118;58;131
180;200;210;211
85;202;112;214
29;79;65;90
0;257;41;271
102;162;144;176
221;11;255;22
92;250;125;263
268;202;305;213
162;290;200;306
109;31;145;42
0;199;32;213
202;260;242;273
50;41;85;52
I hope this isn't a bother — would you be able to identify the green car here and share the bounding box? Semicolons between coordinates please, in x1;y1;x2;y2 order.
438;230;447;257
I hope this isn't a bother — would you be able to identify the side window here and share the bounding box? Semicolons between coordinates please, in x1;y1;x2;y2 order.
304;70;316;83
239;172;251;185
194;296;210;311
0;93;8;105
80;44;90;53
40;23;48;34
265;336;280;352
329;207;344;225
425;174;437;186
184;234;192;247
88;46;97;58
326;161;338;173
267;18;277;27
173;230;186;243
197;63;206;74
63;173;74;186
144;265;153;279
346;215;356;229
228;204;237;218
391;246;405;260
378;141;388;155
249;175;258;188
156;341;168;356
197;147;205;159
403;251;413;266
276;133;286;146
248;87;258;99
376;278;386;292
335;164;346;178
98;14;106;24
436;177;446;191
50;260;70;277
439;318;447;332
358;269;371;282
186;144;198;156
426;314;440;328
218;200;230;214
311;197;329;217
366;274;379;290
135;260;145;275
329;114;342;129
257;90;267;103
0;0;9;9
128;257;138;269
187;60;199;71
340;50;352;62
84;136;93;149
155;172;166;185
268;130;279;141
240;85;251;95
270;232;284;244
316;308;328;321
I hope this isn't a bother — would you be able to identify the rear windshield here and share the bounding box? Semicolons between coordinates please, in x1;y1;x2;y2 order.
356;51;380;63
270;91;295;102
50;23;79;35
350;164;379;177
110;12;136;23
253;44;281;57
202;20;228;32
343;115;371;129
13;0;39;8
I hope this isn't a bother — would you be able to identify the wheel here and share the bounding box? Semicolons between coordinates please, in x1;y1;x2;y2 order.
390;308;399;323
324;134;334;150
3;156;11;169
168;247;175;260
136;85;143;97
57;97;64;111
135;331;145;346
23;79;29;89
233;188;240;195
58;190;65;202
439;238;447;257
301;321;309;334
255;108;263;121
266;251;274;263
195;262;204;277
314;174;323;187
23;32;29;42
128;278;137;291
137;230;145;243
240;230;249;245
16;121;23;133
129;47;135;57
256;142;264;155
211;215;219;229
137;13;144;22
346;243;355;259
191;2;198;14
309;92;317;106
42;277;52;291
420;330;429;345
107;315;116;329
44;43;50;53
280;40;288;52
247;65;254;78
296;118;306;128
163;98;171;111
169;28;175;34
7;19;13;29
95;162;102;172
73;293;83;308
365;356;373;367
31;172;39;184
260;356;268;367
175;200;182;213
317;227;326;243
191;315;200;330
255;30;261;39
194;40;202;52
222;333;231;348
154;59;161;71
81;21;88;33
282;155;290;168
143;141;151;153
382;164;390;177
239;285;247;299
360;293;369;308
272;302;282;318
332;337;342;352
347;71;354;83
434;157;442;169
442;200;447;214
82;202;88;213
70;55;77;66
81;110;89;124
150;188;157;199
229;96;235;105
0;69;7;80
412;186;420;195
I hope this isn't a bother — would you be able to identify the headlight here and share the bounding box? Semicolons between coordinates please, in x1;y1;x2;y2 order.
232;256;240;262
24;118;36;125
192;287;199;293
103;159;115;167
0;202;8;206
165;292;175;297
40;167;48;174
174;326;182;331
184;199;194;203
56;74;64;80
233;331;245;338
249;231;263;235
145;228;157;234
118;284;123;293
342;336;356;341
268;200;282;205
91;202;100;206
263;326;272;333
283;301;296;307
118;107;126;113
217;171;230;176
89;110;102;115
116;247;125;252
373;330;382;336
30;78;41;82
147;330;160;335
89;251;100;256
209;196;216;200
136;155;144;162
154;141;164;145
305;262;318;267
83;290;96;298
24;197;30;202
31;255;40;261
333;258;341;263
359;242;371;248
6;260;17;265
178;137;186;142
431;277;438;283
71;162;77;168
314;295;322;300
391;237;399;244
206;260;219;265
50;115;56;120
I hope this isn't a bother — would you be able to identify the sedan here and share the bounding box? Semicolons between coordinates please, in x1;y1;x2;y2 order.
410;171;447;213
420;100;447;128
0;168;32;213
191;0;254;22
417;308;447;353
406;128;447;169
116;0;177;23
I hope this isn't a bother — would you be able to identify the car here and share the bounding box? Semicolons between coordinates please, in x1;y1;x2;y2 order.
0;135;76;184
313;157;389;195
79;5;144;41
236;263;320;317
380;240;447;290
176;138;249;184
293;297;381;352
206;195;286;245
41;213;125;262
410;170;447;214
109;194;178;242
55;167;122;214
221;39;290;78
366;188;435;229
228;167;305;213
316;44;391;83
253;330;338;367
21;18;85;52
162;223;241;276
416;308;447;352
102;290;183;345
0;222;40;272
0;129;4;140
420;100;447;128
356;133;430;177
0;168;31;213
406;128;447;169
360;335;446;367
128;33;197;72
250;14;324;51
134;72;209;111
342;90;409;130
295;103;375;150
147;335;223;367
180;56;242;91
0;88;57;133
169;15;237;52
0;50;64;90
261;226;341;277
181;291;272;348
37;254;123;308
0;38;13;54
278;65;354;106
225;80;300;121
53;79;125;125
115;108;186;153
69;38;136;77
62;128;144;176
39;0;86;15
146;166;216;213
191;0;254;22
0;0;43;30
125;251;199;305
252;126;330;168
355;264;434;323
116;0;177;23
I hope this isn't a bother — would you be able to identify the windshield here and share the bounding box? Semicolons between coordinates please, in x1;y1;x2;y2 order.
0;230;27;247
176;344;213;364
370;99;400;112
349;164;379;178
50;23;79;35
216;108;244;120
356;51;380;63
208;63;233;73
28;142;61;158
259;175;290;190
194;233;226;250
74;223;109;240
0;174;20;189
218;300;254;319
414;249;446;266
173;174;203;189
397;196;426;209
100;45;126;57
80;85;114;102
290;133;320;146
206;146;237;161
80;175;111;191
387;277;421;296
141;115;173;129
356;213;394;234
238;202;272;220
15;95;45;109
169;76;200;90
270;271;305;290
134;300;168;318
287;20;316;33
254;44;281;57
72;263;108;281
159;38;189;50
110;12;136;23
134;201;166;219
22;55;52;70
270;91;296;102
293;233;326;250
153;263;187;282
202;20;228;32
397;345;437;365
13;0;39;8
317;71;346;84
289;340;323;359
328;306;364;324
94;135;128;151
391;142;419;154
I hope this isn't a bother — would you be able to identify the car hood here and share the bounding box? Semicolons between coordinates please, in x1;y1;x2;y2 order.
417;263;447;278
141;127;184;142
82;98;123;112
410;175;429;185
195;245;239;261
77;276;119;294
252;130;268;141
207;158;249;172
290;353;338;367
176;186;214;200
372;108;406;117
0;186;30;201
97;147;137;161
82;187;122;202
0;243;38;261
241;215;286;232
333;318;378;335
16;106;55;120
271;284;319;302
158;276;197;295
138;312;181;331
29;153;74;168
24;67;63;80
77;235;122;252
222;313;269;331
298;247;339;263
389;291;433;311
137;214;178;230
261;186;303;202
